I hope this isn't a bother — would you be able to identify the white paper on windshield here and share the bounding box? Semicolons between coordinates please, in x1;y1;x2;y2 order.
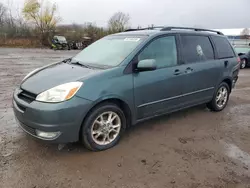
124;38;140;42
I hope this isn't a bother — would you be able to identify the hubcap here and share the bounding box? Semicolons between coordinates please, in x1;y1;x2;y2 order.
91;111;121;146
216;86;228;108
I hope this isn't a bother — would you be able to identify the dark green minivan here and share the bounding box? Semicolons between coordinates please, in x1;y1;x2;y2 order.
13;27;240;151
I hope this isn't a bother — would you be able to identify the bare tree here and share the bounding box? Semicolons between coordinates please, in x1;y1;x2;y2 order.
0;2;19;37
0;3;7;25
108;12;130;33
240;28;250;39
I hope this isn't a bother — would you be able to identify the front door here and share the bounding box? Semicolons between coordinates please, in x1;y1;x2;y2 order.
133;35;187;120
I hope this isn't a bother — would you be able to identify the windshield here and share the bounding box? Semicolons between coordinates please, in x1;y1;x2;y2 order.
56;36;67;42
72;36;145;67
234;47;250;54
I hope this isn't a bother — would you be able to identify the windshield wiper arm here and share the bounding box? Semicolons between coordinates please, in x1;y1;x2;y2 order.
70;61;91;69
62;58;72;63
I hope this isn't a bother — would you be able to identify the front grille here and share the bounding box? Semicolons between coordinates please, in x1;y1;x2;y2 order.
18;90;37;103
18;121;36;135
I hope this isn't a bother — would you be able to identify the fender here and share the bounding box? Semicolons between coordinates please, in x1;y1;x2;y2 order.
89;94;136;125
217;76;233;92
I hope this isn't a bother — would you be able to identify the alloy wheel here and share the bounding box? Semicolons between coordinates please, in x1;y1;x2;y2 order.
91;111;121;145
216;86;228;109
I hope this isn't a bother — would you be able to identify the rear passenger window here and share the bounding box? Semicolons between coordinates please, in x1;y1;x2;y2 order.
181;35;214;63
211;36;235;59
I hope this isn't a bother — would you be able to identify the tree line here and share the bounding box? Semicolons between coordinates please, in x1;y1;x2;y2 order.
240;28;250;39
0;0;131;47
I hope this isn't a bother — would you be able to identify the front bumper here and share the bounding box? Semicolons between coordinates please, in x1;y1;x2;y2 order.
13;89;92;143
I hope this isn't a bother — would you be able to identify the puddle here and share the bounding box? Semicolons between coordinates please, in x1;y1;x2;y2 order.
224;142;250;168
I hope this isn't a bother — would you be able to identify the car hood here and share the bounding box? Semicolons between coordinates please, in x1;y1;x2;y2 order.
21;62;102;95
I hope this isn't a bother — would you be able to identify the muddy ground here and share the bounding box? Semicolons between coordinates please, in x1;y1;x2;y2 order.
0;48;250;188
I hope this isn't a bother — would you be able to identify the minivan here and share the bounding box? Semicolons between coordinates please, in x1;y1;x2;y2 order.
13;27;240;151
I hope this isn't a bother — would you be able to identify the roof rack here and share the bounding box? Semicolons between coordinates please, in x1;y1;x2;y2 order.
124;26;223;35
161;27;223;35
125;27;164;32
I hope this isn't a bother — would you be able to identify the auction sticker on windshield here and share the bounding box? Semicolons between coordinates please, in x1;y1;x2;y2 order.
124;38;141;42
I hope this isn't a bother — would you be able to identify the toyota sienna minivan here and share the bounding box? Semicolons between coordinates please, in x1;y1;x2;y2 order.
13;27;240;151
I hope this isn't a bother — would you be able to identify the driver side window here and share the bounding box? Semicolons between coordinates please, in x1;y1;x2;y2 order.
138;36;177;68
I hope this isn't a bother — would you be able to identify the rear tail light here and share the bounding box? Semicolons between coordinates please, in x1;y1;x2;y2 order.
237;57;241;64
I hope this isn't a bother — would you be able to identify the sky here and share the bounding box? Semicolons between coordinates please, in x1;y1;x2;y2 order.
2;0;250;34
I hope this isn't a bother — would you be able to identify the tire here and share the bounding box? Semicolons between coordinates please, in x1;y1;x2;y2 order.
240;59;247;69
81;103;126;151
207;82;230;112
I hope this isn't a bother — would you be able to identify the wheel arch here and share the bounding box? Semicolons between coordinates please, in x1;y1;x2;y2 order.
221;77;232;93
80;96;133;135
243;57;248;62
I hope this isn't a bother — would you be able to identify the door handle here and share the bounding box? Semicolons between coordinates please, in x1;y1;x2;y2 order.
185;67;193;73
174;69;181;75
224;61;229;67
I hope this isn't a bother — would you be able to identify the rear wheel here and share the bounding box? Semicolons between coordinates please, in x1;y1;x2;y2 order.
207;82;230;112
240;59;247;69
81;103;126;151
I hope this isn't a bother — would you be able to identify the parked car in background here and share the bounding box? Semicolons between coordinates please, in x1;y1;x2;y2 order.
234;46;250;69
68;37;93;50
13;27;240;151
51;35;70;50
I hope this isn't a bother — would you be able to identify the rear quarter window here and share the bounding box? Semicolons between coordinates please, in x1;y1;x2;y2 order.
211;36;235;59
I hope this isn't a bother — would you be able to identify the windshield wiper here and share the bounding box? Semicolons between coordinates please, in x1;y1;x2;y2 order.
63;58;91;68
70;61;91;69
63;58;107;69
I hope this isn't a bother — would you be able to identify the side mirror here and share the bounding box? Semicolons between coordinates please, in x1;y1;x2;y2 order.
136;59;156;72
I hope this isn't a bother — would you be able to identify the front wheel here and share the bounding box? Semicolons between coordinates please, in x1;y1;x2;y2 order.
207;82;230;112
240;59;247;69
81;103;126;151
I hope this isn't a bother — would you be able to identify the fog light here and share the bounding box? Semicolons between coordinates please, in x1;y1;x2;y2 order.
35;130;60;139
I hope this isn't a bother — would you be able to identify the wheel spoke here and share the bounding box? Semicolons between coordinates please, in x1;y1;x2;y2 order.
216;96;220;102
110;114;117;123
102;134;107;144
110;128;118;133
222;89;226;95
107;134;111;143
108;112;113;122
111;124;120;129
100;115;105;123
216;93;221;102
102;134;110;144
94;120;102;126
93;131;102;139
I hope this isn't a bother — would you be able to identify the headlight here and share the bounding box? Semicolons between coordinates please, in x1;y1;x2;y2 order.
36;82;83;103
22;68;39;81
